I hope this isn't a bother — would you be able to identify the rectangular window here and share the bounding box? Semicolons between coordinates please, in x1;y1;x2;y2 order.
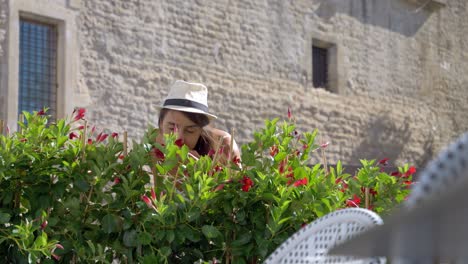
18;18;58;118
312;45;328;89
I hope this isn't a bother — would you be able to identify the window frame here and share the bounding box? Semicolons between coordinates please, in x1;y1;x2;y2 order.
18;17;59;119
311;38;339;93
2;0;89;131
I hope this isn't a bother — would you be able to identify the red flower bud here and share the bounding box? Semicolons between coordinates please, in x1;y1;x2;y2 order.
141;195;153;208
111;132;118;138
40;220;48;230
270;145;279;157
96;132;108;142
69;132;78;140
113;177;121;184
150;188;157;201
378;158;389;166
214;184;225;191
320;142;329;149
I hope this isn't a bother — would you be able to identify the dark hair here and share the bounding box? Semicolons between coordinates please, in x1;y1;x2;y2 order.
158;108;214;155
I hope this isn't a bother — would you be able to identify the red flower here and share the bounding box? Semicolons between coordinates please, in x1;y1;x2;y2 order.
404;180;412;188
287;107;292;119
37;109;46;116
113;177;121;184
403;166;416;178
73;108;86;121
232;156;241;165
208;149;215;158
96;133;108;142
118;155;125;160
346;194;361;207
87;139;93;145
175;138;184;148
335;178;348;192
151;148;165;160
270;145;279;157
360;187;378;196
293;177;308;187
78;125;85;130
390;171;402;177
111;132;118;138
378;158;389;166
69;132;78;140
213;165;223;172
320;142;329;149
240;176;253;192
278;159;287;174
151;188;157;201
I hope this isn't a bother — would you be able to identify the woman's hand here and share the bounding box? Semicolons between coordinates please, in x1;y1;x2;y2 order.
188;150;200;160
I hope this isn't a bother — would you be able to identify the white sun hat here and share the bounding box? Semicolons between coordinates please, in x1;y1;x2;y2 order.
160;80;217;120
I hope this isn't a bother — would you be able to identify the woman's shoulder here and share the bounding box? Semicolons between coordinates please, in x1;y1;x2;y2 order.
208;127;232;140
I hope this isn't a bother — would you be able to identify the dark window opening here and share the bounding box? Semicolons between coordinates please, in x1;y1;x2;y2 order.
18;18;58;119
312;46;328;89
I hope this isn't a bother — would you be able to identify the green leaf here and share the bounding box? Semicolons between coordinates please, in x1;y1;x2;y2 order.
231;232;252;247
138;232;152;245
202;225;221;239
123;230;138;247
185;184;195;200
274;152;287;163
159;246;172;257
33;232;47;248
0;212;11;224
102;214;121;234
166;230;175;243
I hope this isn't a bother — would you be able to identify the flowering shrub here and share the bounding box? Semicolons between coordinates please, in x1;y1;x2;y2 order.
0;110;413;263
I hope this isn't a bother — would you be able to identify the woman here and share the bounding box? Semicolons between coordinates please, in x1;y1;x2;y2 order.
156;80;240;163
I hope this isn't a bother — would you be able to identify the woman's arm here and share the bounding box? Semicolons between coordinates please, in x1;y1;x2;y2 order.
208;128;241;162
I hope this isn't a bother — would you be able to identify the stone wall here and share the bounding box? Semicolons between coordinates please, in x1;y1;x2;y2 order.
0;0;7;123
3;0;467;168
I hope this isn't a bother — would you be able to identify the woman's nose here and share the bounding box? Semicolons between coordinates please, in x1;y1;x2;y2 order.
177;130;184;140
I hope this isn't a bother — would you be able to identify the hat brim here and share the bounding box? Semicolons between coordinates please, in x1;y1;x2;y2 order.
157;105;217;120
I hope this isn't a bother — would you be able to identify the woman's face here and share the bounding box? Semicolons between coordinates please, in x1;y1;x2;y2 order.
159;110;203;150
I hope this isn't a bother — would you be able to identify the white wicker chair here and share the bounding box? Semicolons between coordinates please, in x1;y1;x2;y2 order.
264;208;385;264
405;132;468;208
392;132;468;264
